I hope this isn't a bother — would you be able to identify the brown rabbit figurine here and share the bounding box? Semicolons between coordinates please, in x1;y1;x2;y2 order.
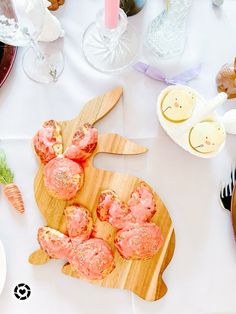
216;57;236;98
29;87;175;301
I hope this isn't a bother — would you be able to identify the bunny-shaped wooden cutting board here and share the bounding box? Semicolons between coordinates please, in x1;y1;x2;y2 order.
29;87;175;301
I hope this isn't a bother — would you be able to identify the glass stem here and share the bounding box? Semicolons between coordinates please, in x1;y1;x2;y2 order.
29;38;58;82
29;38;45;62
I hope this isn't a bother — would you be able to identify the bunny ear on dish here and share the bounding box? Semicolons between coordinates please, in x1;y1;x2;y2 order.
61;87;123;148
64;123;98;163
76;87;123;126
95;134;147;156
33;120;63;165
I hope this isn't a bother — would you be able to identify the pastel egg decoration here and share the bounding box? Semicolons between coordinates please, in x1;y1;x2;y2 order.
157;85;227;158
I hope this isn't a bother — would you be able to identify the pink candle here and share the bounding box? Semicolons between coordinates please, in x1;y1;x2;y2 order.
105;0;120;29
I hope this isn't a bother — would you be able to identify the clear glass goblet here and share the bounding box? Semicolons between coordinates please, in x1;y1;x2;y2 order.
0;0;64;83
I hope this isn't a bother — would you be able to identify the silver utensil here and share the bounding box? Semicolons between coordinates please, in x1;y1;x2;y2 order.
220;163;236;211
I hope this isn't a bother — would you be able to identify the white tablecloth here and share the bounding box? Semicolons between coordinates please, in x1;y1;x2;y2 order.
0;0;236;313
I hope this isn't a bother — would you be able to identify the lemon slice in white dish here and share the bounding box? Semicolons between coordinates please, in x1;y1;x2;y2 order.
0;240;6;296
161;88;196;123
189;121;226;154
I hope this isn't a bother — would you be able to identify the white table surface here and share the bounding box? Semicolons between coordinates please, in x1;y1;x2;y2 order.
0;0;236;313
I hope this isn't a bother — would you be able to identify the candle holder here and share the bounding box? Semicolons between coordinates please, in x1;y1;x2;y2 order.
82;9;138;73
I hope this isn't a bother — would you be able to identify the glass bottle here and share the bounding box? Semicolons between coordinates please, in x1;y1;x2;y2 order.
146;0;192;58
120;0;146;16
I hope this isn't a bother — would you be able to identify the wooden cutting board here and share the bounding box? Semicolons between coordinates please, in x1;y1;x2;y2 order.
29;87;175;301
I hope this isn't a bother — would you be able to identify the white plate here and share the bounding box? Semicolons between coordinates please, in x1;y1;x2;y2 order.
0;240;6;296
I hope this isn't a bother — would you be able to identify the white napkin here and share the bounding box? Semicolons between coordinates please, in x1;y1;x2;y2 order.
26;0;64;42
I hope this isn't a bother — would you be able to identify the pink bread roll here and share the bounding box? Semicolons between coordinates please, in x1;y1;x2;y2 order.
64;123;98;162
97;190;134;229
65;204;93;241
114;223;163;260
33;120;63;165
44;157;84;200
38;227;72;259
127;183;156;223
68;238;115;280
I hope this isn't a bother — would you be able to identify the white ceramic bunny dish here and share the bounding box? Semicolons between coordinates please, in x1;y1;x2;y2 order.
157;85;231;158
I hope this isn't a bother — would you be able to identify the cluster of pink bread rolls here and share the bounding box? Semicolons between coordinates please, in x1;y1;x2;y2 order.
37;184;163;279
97;183;164;260
33;121;98;200
38;204;115;280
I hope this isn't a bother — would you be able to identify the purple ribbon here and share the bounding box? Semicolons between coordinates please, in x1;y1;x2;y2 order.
134;62;201;85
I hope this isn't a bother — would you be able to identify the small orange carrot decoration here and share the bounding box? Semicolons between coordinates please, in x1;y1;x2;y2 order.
0;151;25;213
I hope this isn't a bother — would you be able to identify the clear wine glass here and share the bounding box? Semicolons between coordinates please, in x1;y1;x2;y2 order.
0;0;64;83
